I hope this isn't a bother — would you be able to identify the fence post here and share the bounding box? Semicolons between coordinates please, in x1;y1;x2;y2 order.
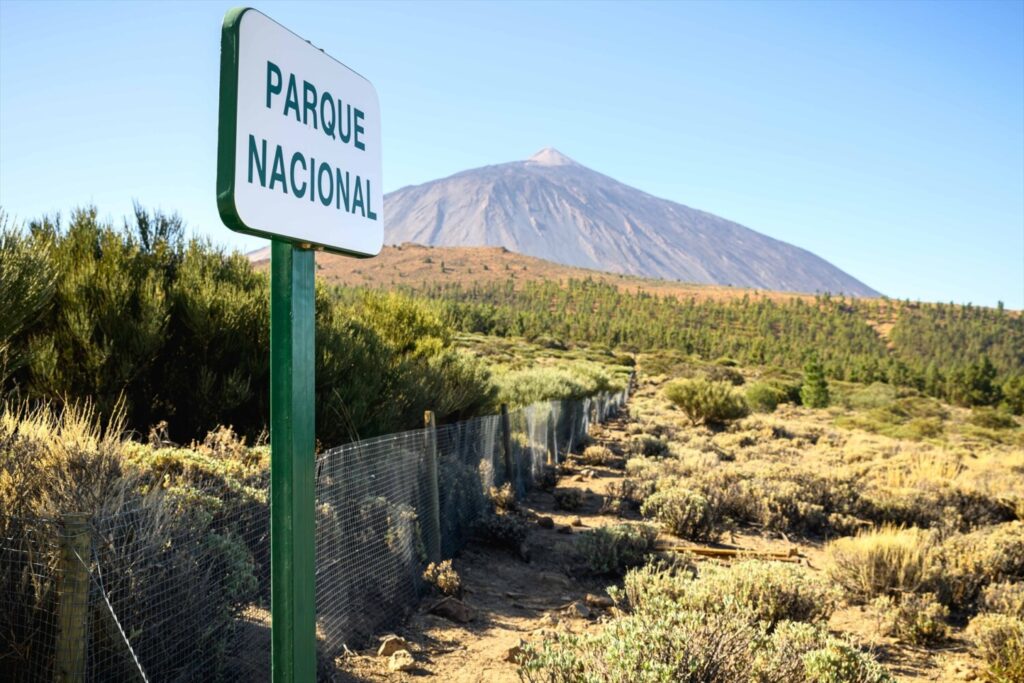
546;410;557;466
423;410;442;563
56;513;90;683
500;404;514;486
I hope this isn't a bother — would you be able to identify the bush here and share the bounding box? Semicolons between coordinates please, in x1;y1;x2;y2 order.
802;640;894;683
423;559;462;597
488;482;517;511
519;599;759;683
624;560;836;631
930;522;1024;612
872;593;949;645
0;403;257;681
966;613;1024;683
745;381;790;413
826;526;937;602
640;487;723;542
580;445;614;466
981;582;1024;619
554;488;584;511
577;523;658;575
664;378;750;427
969;407;1018;431
476;512;529;553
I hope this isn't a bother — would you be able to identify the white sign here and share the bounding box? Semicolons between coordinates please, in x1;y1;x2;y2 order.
217;8;383;257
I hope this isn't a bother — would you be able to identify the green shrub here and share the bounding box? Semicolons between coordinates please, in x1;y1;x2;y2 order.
640;487;722;542
802;640;894;683
629;435;670;457
966;613;1024;683
745;381;790;413
625;560;836;631
872;593;949;645
969;407;1018;431
577;523;658;575
519;599;759;683
664;378;750;427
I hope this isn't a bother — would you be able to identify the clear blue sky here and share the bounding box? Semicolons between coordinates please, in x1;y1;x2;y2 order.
1;0;1022;307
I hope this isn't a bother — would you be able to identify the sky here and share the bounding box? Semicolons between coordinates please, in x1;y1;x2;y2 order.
1;0;1022;307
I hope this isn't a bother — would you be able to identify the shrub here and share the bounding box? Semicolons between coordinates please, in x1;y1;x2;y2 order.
519;599;759;683
664;378;750;427
0;403;257;681
969;407;1018;431
488;482;517;511
826;526;937;602
625;560;836;631
577;523;658;575
930;522;1024;612
580;444;614;466
981;582;1024;619
745;382;790;413
554;488;584;511
423;559;462;597
629;435;670;457
872;593;949;645
802;640;894;683
966;613;1024;683
476;512;528;552
640;487;723;542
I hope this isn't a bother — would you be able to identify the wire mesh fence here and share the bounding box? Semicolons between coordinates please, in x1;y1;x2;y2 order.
0;385;629;682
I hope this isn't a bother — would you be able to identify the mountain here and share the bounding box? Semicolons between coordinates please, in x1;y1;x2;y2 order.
381;148;879;296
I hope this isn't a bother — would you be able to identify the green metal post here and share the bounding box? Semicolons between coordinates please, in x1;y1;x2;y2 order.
271;240;316;683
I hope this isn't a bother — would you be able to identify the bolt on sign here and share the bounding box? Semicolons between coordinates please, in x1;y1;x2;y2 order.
217;8;382;683
218;7;383;256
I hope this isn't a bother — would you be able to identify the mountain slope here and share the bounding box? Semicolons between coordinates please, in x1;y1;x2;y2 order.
383;148;878;296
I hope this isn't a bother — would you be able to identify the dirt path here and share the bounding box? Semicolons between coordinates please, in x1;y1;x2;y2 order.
335;413;637;681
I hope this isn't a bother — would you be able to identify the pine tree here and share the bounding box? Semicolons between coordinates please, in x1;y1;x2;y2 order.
800;356;830;408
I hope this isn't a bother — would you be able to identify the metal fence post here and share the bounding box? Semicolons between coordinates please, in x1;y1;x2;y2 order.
423;410;442;563
56;513;90;683
270;240;316;683
500;404;514;486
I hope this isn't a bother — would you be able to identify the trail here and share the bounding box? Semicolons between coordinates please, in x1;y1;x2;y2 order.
337;412;636;681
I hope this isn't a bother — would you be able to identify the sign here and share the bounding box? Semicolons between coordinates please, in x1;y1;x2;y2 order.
218;7;383;256
217;8;384;682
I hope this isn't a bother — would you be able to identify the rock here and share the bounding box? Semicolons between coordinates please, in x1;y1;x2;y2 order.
571;517;584;527
557;525;573;534
537;516;555;529
377;635;409;657
565;601;592;619
388;650;415;672
585;593;614;609
504;639;527;663
429;596;474;623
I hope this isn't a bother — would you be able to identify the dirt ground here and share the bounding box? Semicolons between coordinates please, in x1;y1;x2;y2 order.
331;407;983;683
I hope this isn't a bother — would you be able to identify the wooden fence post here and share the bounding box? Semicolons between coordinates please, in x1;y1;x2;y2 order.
546;410;557;466
423;410;442;563
500;404;514;487
56;513;90;683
